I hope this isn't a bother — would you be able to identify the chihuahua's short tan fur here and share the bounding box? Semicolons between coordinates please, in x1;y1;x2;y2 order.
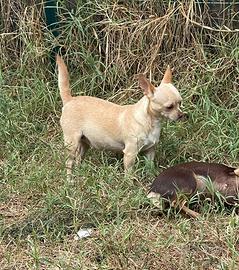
56;55;184;180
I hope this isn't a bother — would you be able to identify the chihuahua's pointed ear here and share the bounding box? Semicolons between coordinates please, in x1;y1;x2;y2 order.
138;74;155;97
161;65;173;83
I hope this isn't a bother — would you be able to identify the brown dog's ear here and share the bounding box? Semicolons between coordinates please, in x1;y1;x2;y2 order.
234;168;239;176
138;74;155;97
161;65;173;83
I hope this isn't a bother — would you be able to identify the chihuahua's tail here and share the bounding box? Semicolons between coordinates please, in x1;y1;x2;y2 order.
56;54;72;106
234;168;239;176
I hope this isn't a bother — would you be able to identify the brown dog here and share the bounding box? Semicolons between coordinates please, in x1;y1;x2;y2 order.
56;55;184;181
148;162;239;218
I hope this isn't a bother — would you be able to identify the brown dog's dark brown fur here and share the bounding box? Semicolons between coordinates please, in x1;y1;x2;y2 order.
148;162;239;218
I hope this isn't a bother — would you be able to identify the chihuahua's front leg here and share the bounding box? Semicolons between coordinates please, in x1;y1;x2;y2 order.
143;146;155;161
123;142;138;170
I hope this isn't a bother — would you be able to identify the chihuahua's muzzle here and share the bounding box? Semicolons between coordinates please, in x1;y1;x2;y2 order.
176;111;185;121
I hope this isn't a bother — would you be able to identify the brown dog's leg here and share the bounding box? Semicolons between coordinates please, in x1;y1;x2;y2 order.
171;200;200;218
180;204;200;218
234;168;239;176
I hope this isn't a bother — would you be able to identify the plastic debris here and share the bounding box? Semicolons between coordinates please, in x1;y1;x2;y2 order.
75;228;93;240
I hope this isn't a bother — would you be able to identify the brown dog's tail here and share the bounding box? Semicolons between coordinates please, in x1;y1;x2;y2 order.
56;54;72;106
234;168;239;176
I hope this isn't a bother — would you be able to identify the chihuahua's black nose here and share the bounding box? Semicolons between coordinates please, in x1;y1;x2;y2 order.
178;113;188;121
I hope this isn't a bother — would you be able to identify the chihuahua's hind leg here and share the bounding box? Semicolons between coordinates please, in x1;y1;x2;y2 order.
75;141;89;165
64;133;82;183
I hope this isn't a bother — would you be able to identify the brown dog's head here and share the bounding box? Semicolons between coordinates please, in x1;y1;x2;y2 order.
138;67;184;121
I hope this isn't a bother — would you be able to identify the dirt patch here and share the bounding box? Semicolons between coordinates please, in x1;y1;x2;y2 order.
0;194;29;226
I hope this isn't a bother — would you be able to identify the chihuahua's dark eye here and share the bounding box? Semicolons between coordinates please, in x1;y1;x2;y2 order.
166;104;174;110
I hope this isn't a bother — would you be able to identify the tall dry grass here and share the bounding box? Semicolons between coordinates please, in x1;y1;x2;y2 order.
1;1;238;95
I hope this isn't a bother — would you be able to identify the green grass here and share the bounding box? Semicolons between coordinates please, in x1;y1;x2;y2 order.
1;1;239;269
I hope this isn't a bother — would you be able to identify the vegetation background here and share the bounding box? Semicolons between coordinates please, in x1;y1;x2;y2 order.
0;0;239;269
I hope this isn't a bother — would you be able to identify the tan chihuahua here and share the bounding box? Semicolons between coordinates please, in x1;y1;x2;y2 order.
56;55;184;180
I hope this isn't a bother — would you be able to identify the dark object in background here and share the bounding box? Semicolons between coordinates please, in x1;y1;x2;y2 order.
44;0;60;67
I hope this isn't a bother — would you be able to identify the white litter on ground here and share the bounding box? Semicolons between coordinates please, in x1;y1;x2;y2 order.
75;228;93;240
